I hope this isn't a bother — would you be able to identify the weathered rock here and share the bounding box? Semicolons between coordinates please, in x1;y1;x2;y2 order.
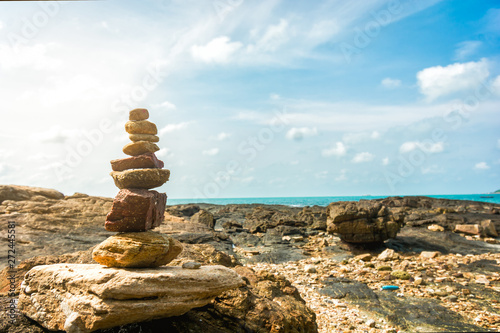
110;169;170;189
454;224;481;235
428;224;445;232
105;189;166;232
18;264;244;332
191;209;215;229
125;120;158;135
0;185;64;204
129;133;160;142
110;152;164;171
92;231;182;268
129;108;149;121
391;270;411;280
182;261;202;269
377;248;398;261
420;251;441;259
122;141;160;156
326;201;403;243
481;219;498;237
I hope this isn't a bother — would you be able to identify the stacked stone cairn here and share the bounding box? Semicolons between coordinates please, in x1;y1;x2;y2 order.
18;108;244;332
92;108;182;268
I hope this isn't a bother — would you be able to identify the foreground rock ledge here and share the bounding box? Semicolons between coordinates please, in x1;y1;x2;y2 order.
18;264;244;333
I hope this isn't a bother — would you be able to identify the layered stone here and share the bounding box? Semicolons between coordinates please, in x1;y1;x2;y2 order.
110;152;164;172
92;231;182;268
110;169;170;189
105;189;166;232
18;264;244;333
129;108;149;121
129;134;159;142
125;120;157;135
122;141;159;156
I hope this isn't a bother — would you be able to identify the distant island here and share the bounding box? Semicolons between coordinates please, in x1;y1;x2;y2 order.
496;189;500;193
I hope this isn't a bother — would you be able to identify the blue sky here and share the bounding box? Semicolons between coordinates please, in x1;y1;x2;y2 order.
0;0;499;199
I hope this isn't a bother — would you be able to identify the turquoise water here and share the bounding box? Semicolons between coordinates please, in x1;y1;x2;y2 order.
167;194;500;207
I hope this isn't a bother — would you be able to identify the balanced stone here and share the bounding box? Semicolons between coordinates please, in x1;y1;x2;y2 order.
129;134;160;142
122;141;159;156
129;108;149;121
105;188;166;232
125;120;157;135
110;169;170;189
110;153;164;172
18;264;244;332
92;231;182;268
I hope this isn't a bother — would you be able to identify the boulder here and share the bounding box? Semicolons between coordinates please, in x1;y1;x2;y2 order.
0;185;64;204
18;264;244;332
191;210;215;229
454;224;481;235
481;219;498;237
125;120;157;135
105;189;166;232
110;152;164;172
122;141;160;156
326;201;403;243
92;231;182;268
110;169;170;189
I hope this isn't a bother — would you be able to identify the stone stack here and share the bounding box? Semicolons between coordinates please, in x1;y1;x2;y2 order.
18;108;245;333
92;108;182;268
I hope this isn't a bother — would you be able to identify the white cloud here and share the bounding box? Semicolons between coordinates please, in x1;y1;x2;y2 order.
158;122;189;135
32;126;82;144
382;157;389;166
285;127;318;141
211;132;231;141
352;152;374;163
399;141;444;153
371;131;380;139
315;171;328;179
322;142;346;157
156;148;173;158
492;75;500;95
202;148;219;156
191;36;242;63
0;43;62;71
474;162;490;170
421;165;444;174
381;78;402;89
454;41;482;61
157;101;177;110
417;59;490;101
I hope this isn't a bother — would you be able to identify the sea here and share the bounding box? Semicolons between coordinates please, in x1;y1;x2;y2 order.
167;194;500;207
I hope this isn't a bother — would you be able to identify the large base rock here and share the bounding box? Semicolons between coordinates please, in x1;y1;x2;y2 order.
18;264;244;333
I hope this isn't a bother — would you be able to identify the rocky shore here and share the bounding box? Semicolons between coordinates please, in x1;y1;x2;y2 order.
1;185;499;332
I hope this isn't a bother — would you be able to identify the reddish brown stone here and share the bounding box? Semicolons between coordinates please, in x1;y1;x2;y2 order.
105;189;166;232
110;153;164;172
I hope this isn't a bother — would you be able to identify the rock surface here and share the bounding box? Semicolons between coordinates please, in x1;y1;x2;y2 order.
122;141;160;156
129;108;149;121
128;134;159;142
105;189;166;232
18;264;244;332
326;200;404;243
92;231;182;268
110;168;170;189
125;120;157;135
110;152;164;172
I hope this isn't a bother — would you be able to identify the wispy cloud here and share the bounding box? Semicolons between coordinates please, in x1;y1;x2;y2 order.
191;36;242;63
158;122;190;136
399;141;444;153
474;162;489;170
381;77;401;89
454;40;482;61
202;148;219;156
285;127;318;141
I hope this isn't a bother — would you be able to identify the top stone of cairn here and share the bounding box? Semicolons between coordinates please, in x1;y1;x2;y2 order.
129;108;149;121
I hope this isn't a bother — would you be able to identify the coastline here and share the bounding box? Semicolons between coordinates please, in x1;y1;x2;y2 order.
167;193;500;207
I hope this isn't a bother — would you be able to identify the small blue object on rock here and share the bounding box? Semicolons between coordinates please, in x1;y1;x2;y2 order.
381;285;399;291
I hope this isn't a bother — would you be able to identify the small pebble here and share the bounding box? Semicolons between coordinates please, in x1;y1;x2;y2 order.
182;261;201;269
